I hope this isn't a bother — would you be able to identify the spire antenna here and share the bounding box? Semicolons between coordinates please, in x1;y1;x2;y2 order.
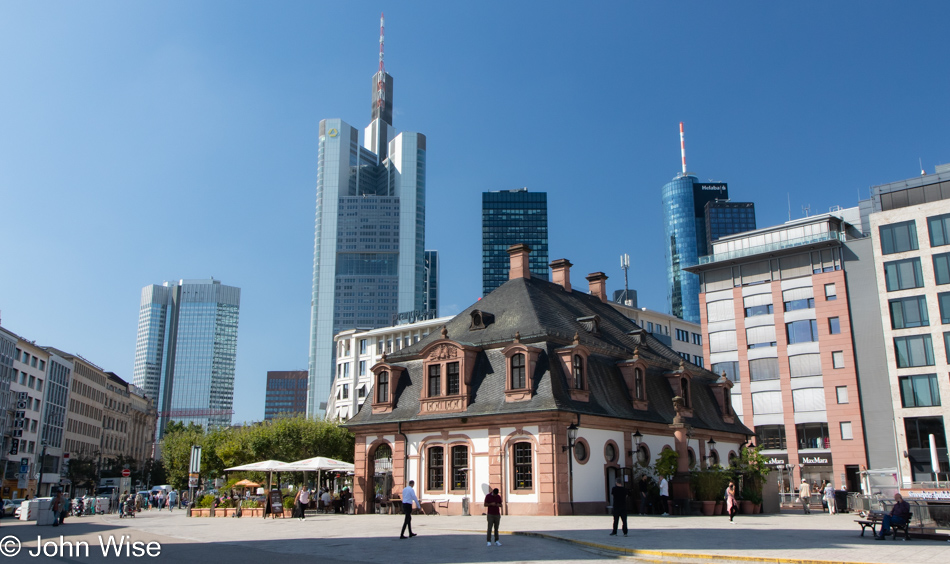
680;122;687;174
378;13;385;74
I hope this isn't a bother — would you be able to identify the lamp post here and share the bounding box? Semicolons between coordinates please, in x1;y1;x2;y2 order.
36;441;48;497
706;438;717;467
563;422;579;515
630;429;643;464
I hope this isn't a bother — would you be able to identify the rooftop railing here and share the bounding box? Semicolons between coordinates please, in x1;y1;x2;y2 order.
698;231;843;265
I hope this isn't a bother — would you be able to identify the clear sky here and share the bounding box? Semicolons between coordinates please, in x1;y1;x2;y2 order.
2;1;949;424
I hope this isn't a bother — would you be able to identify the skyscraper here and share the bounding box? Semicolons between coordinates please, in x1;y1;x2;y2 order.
661;174;728;323
133;278;240;438
308;15;426;417
704;201;756;254
482;188;548;295
264;370;308;420
424;250;439;316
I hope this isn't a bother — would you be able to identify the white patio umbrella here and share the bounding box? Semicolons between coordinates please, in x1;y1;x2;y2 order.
224;460;291;515
283;457;355;495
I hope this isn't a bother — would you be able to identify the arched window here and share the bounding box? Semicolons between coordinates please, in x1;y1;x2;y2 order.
573;355;584;389
634;368;644;400
377;371;389;403
511;353;526;389
513;442;532;489
681;377;690;407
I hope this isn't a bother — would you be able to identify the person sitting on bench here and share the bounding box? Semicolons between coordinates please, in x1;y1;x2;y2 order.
876;493;911;540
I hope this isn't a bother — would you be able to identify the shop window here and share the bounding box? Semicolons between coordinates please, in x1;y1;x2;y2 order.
796;422;830;449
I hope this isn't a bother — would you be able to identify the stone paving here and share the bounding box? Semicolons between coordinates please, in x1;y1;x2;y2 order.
1;508;948;563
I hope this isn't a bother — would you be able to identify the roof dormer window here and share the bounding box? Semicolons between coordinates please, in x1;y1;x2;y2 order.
502;334;542;402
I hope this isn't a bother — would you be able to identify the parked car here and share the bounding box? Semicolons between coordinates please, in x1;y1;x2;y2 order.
3;499;25;517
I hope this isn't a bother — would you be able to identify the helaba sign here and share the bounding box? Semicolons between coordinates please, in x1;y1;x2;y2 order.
696;183;727;192
799;454;832;466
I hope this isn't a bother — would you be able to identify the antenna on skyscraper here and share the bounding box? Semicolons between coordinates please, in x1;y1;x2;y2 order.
920;157;926;176
378;13;386;74
680;122;687;174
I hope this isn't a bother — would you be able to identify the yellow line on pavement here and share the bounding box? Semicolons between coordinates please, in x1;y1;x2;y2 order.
508;531;881;564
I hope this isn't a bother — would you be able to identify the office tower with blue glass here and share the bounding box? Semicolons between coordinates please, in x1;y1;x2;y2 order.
424;250;439;316
264;370;309;420
132;279;240;438
662;174;728;323
705;201;757;254
308;17;426;417
482;188;549;295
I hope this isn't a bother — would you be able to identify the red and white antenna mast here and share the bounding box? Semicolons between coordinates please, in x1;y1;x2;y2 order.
680;122;687;174
378;13;386;74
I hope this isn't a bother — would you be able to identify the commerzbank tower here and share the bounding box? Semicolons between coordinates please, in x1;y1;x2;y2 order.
307;15;427;417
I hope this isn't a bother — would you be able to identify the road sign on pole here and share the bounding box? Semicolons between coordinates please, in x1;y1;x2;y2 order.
189;446;202;474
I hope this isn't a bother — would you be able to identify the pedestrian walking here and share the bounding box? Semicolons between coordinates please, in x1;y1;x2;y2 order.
725;481;737;523
168;490;177;512
399;480;421;539
824;482;836;515
484;487;502;546
659;476;671;516
51;491;64;527
295;486;310;521
798;479;811;514
609;479;628;536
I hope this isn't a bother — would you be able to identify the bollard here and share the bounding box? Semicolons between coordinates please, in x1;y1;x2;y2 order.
462;496;470;516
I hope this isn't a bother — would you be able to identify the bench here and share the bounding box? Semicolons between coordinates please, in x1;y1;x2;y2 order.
855;512;912;540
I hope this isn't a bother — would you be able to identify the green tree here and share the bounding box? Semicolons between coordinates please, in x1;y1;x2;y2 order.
654;448;680;479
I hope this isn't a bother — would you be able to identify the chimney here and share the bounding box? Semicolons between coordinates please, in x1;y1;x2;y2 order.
586;272;608;302
507;244;532;281
549;259;573;292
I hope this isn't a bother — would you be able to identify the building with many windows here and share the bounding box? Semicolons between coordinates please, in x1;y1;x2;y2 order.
2;336;49;498
424;250;439;316
705;201;756;254
868;166;950;482
133;278;240;438
328;316;453;421
345;245;750;515
308;19;427;418
482;188;548;295
608;302;705;367
264;371;309;420
686;212;876;492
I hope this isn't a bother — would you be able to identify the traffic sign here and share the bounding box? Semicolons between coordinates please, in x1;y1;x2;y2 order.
121;468;131;477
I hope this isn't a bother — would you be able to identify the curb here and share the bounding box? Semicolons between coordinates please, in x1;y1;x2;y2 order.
507;531;880;564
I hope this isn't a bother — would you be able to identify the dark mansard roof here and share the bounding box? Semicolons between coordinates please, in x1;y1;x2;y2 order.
345;275;751;437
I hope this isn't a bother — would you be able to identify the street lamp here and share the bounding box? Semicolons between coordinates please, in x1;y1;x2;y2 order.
629;429;644;463
562;422;579;515
706;438;717;467
36;441;48;498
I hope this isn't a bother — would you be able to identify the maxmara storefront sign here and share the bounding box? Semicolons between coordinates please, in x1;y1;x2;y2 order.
764;455;789;467
799;454;832;466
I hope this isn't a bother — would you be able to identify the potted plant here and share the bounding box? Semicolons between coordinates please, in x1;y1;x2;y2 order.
729;444;771;515
690;468;726;515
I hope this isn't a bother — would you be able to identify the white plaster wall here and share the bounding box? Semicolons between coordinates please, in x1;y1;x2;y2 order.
571;427;626;503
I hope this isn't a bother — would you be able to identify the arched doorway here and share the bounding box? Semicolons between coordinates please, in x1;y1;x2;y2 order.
372;443;394;513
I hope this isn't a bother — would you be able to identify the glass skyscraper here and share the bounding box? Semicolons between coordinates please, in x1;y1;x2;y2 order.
308;28;426;418
705;201;756;254
132;279;240;438
482;188;548;295
424;250;439;316
661;175;728;323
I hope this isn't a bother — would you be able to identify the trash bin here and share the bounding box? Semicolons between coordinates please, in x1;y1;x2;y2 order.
347;498;355;515
834;490;849;513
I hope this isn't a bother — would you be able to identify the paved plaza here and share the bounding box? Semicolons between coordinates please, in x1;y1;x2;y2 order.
0;509;948;563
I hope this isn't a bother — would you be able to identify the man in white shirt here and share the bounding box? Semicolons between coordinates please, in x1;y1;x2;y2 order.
400;480;422;539
659;477;671;516
296;486;310;521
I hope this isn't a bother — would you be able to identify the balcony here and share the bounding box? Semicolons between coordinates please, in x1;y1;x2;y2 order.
698;231;843;265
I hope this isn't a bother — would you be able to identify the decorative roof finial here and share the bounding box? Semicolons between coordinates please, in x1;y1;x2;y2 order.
573;332;579;345
514;331;521;343
440;326;448;339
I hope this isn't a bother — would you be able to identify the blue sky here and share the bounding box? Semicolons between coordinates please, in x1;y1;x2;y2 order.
2;2;949;423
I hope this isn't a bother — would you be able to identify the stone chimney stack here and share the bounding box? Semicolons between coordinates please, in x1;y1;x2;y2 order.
549;259;573;292
586;272;608;302
507;244;532;281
